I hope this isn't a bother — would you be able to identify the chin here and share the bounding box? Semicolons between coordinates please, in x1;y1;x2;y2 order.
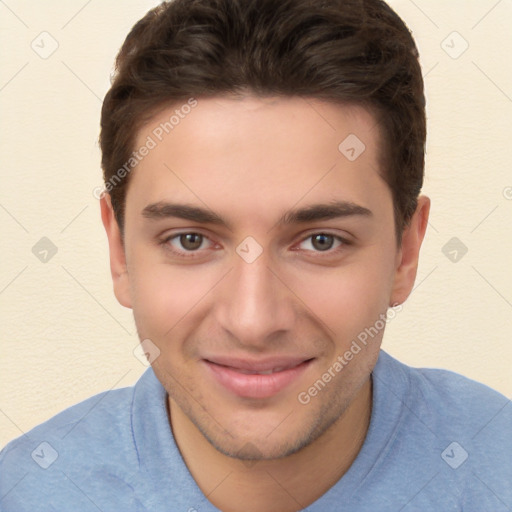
197;403;341;462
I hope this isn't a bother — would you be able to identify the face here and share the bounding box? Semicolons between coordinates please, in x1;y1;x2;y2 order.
102;95;428;460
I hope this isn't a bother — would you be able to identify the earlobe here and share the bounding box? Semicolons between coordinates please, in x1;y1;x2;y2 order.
390;195;430;306
100;194;132;309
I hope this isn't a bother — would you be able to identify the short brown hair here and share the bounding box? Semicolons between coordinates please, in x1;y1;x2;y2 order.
100;0;426;239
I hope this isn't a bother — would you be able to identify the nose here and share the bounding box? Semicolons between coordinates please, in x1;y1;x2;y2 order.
214;250;296;349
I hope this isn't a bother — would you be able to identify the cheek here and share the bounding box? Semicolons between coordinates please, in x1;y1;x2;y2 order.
128;254;214;339
289;251;395;338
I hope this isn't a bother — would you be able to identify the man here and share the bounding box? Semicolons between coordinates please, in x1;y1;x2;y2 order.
1;0;510;510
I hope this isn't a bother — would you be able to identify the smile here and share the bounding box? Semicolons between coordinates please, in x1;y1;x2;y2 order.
203;357;314;399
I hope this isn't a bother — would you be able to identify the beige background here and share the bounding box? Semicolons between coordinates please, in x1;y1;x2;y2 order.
1;0;511;449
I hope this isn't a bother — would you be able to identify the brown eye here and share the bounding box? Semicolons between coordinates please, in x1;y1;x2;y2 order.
162;232;216;260
179;233;204;250
297;233;346;254
311;234;335;251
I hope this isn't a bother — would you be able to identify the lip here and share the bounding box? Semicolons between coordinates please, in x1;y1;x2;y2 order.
203;356;314;399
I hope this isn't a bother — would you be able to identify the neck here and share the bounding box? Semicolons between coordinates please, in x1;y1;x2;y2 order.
168;377;372;512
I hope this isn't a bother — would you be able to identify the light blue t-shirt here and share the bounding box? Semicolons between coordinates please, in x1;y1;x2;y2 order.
1;350;511;511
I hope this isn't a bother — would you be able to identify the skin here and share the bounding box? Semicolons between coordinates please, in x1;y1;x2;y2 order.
101;94;430;511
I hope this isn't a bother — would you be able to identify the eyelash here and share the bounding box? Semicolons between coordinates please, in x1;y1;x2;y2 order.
159;231;351;259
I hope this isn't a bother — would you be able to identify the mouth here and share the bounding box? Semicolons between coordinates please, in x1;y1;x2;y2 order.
203;356;315;399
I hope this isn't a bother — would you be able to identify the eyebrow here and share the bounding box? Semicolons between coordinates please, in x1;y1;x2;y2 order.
280;201;372;224
141;200;372;229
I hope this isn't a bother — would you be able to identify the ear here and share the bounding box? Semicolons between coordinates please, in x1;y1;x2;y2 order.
100;194;132;309
390;195;430;306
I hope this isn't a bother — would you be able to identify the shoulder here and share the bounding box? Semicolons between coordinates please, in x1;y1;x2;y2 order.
385;351;511;433
377;350;511;428
374;350;512;509
0;374;147;511
1;381;135;454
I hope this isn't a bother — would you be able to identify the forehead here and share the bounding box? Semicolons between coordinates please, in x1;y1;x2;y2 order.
126;95;390;223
